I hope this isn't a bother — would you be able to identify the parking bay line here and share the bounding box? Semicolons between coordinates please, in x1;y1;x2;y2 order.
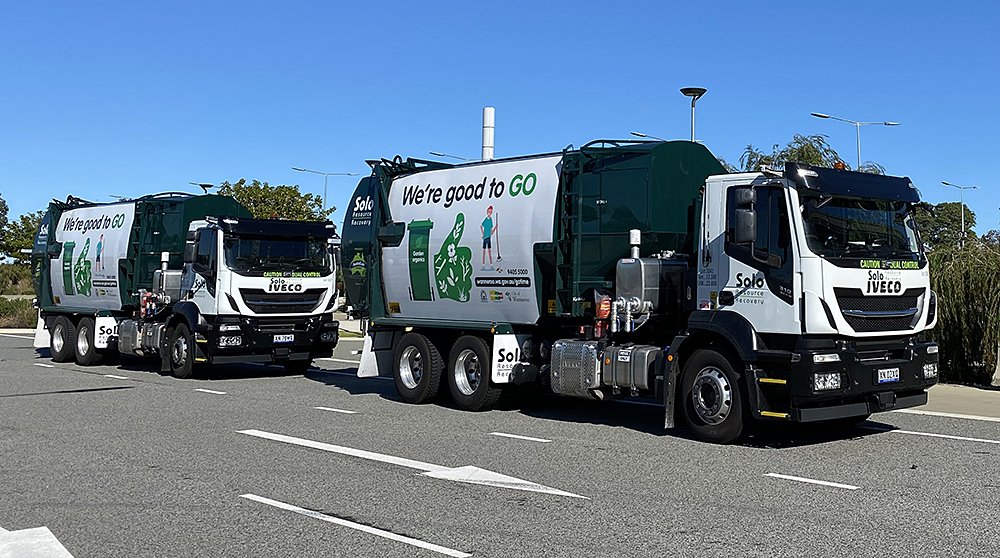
0;333;35;340
765;473;860;490
315;406;357;414
104;374;129;380
240;493;472;557
33;363;55;368
319;358;361;365
892;408;1000;424
237;429;586;498
194;388;227;395
489;432;551;443
861;426;1000;445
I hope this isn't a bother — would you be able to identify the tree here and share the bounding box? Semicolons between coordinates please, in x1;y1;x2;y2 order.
0;210;44;264
217;179;334;221
737;134;885;174
914;202;975;249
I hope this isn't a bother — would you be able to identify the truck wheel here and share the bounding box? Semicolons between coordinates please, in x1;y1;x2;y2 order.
393;332;443;404
680;348;748;444
283;360;313;374
74;317;102;366
447;335;502;411
168;323;197;379
50;316;76;363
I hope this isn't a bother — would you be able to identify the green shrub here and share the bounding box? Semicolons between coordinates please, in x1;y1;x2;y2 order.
0;263;33;295
0;297;37;329
927;244;1000;385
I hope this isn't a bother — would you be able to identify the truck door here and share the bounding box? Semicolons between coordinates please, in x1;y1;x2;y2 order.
721;185;799;335
191;229;218;312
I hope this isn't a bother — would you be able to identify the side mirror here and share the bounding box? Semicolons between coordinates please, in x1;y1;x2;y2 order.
735;209;757;244
183;243;197;264
47;243;62;258
186;230;198;242
735;187;756;207
192;262;214;276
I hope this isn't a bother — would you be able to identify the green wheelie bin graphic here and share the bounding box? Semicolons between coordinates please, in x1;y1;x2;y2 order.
61;241;76;295
407;219;434;301
433;213;473;302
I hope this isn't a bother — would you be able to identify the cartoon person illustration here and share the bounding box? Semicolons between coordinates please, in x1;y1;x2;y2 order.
481;206;497;268
95;234;104;272
434;213;473;302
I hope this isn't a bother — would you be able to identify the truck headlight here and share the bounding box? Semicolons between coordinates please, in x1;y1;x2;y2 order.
218;335;243;347
926;345;938;355
813;372;842;391
923;362;938;379
220;324;241;332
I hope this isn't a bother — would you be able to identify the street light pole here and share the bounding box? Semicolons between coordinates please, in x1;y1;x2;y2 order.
680;88;707;142
943;181;979;248
291;167;359;213
810;113;900;170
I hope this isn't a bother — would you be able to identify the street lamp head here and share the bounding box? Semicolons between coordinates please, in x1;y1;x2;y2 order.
680;87;707;101
811;113;831;119
884;122;901;126
292;167;306;172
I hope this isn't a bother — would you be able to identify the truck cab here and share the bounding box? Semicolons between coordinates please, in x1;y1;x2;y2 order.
678;162;938;438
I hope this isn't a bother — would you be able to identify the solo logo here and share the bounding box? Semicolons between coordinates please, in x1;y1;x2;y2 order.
867;270;902;294
735;272;765;289
353;196;373;214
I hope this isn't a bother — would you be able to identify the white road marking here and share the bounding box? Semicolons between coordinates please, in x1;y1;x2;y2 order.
313;369;392;382
0;333;35;340
238;429;586;499
489;432;551;443
765;473;860;490
613;399;661;408
0;526;75;557
194;388;227;395
863;426;1000;445
314;406;357;414
240;494;471;558
33;363;55;368
103;374;129;380
319;357;362;365
892;408;1000;424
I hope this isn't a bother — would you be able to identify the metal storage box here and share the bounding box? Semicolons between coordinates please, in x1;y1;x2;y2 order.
551;339;601;398
602;344;659;392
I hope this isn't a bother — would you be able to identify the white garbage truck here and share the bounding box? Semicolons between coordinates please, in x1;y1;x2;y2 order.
341;140;939;443
32;193;340;377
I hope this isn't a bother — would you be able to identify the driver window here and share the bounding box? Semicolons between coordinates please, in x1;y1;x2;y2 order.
196;230;216;272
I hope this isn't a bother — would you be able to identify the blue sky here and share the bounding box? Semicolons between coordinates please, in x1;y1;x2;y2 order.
2;0;997;233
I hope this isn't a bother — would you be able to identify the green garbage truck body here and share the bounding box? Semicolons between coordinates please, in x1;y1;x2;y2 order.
33;193;340;376
342;140;939;443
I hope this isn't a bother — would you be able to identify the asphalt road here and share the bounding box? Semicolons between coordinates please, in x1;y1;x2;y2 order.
1;333;999;557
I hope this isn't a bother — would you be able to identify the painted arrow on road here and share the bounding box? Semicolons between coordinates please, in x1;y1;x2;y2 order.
238;429;587;499
0;525;75;557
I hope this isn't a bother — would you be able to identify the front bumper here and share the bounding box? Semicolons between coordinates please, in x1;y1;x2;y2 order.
197;314;339;364
787;338;938;421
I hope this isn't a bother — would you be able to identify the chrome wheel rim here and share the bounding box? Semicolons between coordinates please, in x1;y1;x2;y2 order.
454;348;480;396
76;325;90;357
171;334;188;367
692;366;732;425
399;346;422;389
52;324;65;354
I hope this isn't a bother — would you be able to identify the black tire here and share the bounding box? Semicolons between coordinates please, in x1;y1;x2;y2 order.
680;348;748;444
168;323;197;379
74;317;102;366
393;332;443;404
50;316;76;363
447;335;502;411
283;360;313;374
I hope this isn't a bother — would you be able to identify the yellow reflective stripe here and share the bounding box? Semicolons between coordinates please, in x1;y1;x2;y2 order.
760;411;790;418
758;378;787;385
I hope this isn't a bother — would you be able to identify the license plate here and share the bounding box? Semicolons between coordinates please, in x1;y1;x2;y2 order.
274;334;295;344
877;367;900;384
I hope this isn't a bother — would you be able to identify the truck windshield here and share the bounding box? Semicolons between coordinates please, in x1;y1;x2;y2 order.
801;197;922;260
223;234;332;275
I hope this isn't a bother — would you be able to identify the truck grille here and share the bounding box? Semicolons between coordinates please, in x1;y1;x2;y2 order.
834;288;924;333
240;288;326;314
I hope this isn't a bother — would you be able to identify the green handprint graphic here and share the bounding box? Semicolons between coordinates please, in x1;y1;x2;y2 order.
433;213;473;302
74;238;93;296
